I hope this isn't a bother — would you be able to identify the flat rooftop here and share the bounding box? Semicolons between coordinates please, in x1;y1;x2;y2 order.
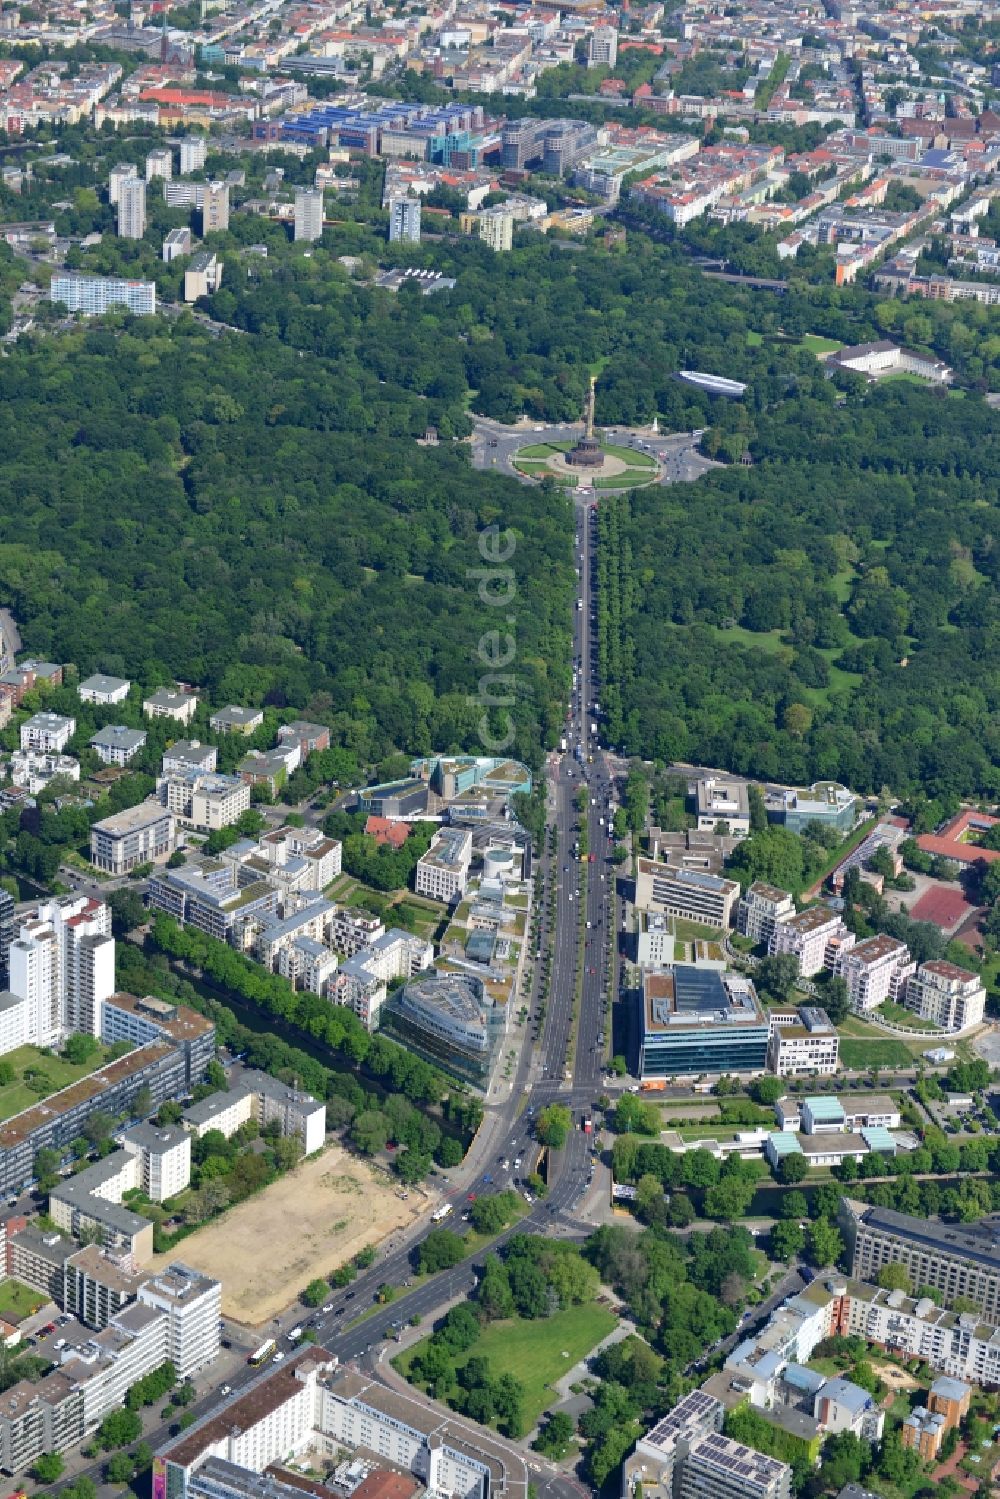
642;965;762;1034
859;1205;1000;1272
0;1043;175;1148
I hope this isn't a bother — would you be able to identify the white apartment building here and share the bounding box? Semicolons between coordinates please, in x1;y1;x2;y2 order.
90;724;147;766
136;1263;221;1379
278;937;338;995
255;825;342;891
588;25;618;67
329;906;384;956
293;188;324;241
415;827;472;902
837;1278;1000;1388
20;711;75;753
50;273;156;317
146;148;172;182
179;136;207;174
479;207;514;251
252;900;335;973
160;771;250;832
49;1131;187;1261
767;1007;839;1077
161;739;216;775
78;673;131;705
143;688;198;724
118;176;146;239
332;927;433;1031
634;860;740;928
0;1267;221;1474
90;801;175;875
737;882;795;946
769;905;851;978
108;162;137;204
834;934;915;1015
121;1124;192;1202
183;1069;326;1157
7;896;114;1050
158;1355;522;1499
9;751;80;794
904;959;985;1032
209;706;264;737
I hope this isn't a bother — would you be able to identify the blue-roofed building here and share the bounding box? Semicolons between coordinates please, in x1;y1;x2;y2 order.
801;1096;846;1133
860;1125;896;1156
765;1131;803;1167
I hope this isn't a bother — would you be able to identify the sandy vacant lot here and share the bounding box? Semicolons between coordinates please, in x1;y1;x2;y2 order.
150;1145;427;1324
871;1361;920;1393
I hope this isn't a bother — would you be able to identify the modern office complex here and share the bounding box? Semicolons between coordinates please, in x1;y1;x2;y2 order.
840;1201;1000;1323
634;861;740;929
90;800;175;874
415;827;472;902
382;971;502;1087
766;1007;839;1077
638;965;767;1079
148;861;277;943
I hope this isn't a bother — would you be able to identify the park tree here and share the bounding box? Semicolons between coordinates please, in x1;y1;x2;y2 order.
417;1229;465;1274
806;1217;845;1269
769;1221;804;1262
536;1103;572;1148
32;1452;65;1484
778;1153;809;1184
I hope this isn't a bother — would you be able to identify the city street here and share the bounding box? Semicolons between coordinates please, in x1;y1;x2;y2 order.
51;489;620;1499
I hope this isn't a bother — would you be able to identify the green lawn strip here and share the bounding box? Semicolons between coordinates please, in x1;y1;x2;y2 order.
800;333;843;356
839;1038;915;1069
398;1305;617;1429
0;1279;47;1320
671;918;723;943
518;443;570;459
747;330;764;347
0;1044;115;1124
599;443;655;468
593;469;657;490
877;1000;939;1031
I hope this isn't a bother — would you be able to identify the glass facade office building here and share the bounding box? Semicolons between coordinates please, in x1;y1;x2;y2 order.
639;965;768;1078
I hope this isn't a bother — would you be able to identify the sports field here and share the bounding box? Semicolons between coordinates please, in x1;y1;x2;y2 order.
151;1145;425;1323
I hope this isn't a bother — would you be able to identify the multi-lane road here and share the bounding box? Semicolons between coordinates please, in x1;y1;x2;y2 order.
52;492;618;1499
